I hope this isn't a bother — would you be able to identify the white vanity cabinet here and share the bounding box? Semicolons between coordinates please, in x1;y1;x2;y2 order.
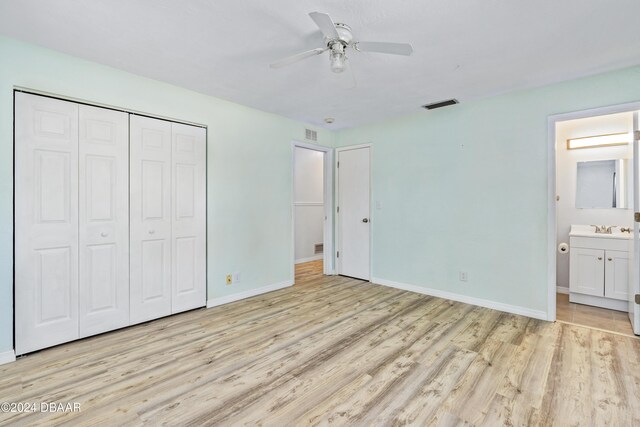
569;226;630;311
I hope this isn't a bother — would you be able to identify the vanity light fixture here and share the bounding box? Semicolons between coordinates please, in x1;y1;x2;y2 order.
566;132;632;150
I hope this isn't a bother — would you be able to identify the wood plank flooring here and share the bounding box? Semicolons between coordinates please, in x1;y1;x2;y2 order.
1;261;639;426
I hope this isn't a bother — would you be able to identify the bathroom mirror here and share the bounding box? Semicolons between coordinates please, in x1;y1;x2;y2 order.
576;159;629;209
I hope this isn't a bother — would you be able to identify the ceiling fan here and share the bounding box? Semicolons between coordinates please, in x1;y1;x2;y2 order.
270;12;413;74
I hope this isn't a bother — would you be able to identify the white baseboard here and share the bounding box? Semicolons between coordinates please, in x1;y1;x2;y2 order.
371;277;548;321
207;280;294;308
295;255;323;264
0;350;16;365
556;286;570;294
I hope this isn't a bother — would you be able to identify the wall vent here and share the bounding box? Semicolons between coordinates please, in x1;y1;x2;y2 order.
305;128;318;142
422;99;459;110
314;243;324;254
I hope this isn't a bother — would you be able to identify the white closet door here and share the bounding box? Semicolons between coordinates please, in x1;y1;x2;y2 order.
79;105;129;336
171;123;206;313
15;93;79;355
130;116;172;324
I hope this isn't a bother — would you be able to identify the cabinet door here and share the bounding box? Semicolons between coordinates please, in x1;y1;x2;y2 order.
15;93;79;355
605;250;629;301
570;248;604;297
79;105;129;337
171;123;207;313
130;116;172;324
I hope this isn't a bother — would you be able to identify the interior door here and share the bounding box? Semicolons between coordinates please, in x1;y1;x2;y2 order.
171;123;206;313
631;112;640;334
78;105;129;336
15;92;79;355
130;115;172;324
337;146;371;280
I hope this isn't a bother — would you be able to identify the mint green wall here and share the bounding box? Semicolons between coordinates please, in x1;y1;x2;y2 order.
336;66;640;315
0;36;334;354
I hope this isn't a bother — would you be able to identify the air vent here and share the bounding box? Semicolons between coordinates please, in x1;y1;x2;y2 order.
314;243;324;254
422;99;459;110
305;128;318;142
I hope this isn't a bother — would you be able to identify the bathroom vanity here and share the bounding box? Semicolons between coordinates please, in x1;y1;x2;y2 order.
569;224;630;311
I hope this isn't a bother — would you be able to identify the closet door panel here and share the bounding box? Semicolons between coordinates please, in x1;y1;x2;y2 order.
130;116;172;324
79;105;129;337
171;123;206;313
15;93;79;355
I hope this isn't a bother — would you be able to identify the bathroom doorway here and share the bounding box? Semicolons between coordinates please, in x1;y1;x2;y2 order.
549;105;640;336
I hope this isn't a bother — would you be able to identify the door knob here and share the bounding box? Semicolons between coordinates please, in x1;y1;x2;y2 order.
608;257;612;261
598;257;603;260
149;230;155;235
362;218;369;223
100;232;108;237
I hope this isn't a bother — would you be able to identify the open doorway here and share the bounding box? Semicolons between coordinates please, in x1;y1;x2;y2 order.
292;141;334;284
550;105;640;336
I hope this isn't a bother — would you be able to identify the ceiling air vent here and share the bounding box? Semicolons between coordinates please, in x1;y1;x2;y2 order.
305;128;318;142
422;99;459;110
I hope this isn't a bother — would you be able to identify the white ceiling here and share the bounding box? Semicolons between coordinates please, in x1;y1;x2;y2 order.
2;0;640;129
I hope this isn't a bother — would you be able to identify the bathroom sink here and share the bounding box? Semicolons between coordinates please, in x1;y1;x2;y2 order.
569;224;633;240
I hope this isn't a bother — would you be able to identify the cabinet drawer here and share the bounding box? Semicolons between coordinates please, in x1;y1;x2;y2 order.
570;236;630;252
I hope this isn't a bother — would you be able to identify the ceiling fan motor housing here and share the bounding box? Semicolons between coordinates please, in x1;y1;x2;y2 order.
332;23;353;45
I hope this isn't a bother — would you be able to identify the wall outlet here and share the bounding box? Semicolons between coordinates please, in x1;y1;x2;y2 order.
459;271;468;282
226;274;232;285
233;272;241;283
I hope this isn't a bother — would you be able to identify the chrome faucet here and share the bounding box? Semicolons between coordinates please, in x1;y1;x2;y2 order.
591;225;614;234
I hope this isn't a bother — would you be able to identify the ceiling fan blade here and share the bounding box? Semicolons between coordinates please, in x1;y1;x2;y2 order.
356;41;413;56
270;47;327;69
309;12;340;40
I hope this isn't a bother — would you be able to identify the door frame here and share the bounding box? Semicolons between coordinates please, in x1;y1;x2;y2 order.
291;141;335;277
547;101;640;322
335;143;372;281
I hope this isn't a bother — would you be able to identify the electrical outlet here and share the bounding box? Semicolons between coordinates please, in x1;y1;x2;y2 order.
226;274;232;285
459;271;468;282
233;272;241;283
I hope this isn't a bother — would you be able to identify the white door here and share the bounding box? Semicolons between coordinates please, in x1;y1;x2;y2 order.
337;146;371;280
171;123;206;313
631;112;640;334
15;93;79;355
130;116;172;324
570;248;604;297
78;105;129;336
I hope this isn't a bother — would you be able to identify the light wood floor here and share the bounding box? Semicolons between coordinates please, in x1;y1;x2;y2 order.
1;261;639;426
556;292;635;336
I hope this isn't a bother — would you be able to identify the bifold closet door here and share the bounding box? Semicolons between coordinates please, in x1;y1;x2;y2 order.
78;105;129;337
130;116;173;324
171;123;206;313
15;93;79;355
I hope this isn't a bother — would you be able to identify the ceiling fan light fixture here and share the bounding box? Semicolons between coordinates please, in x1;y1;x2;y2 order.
330;50;347;73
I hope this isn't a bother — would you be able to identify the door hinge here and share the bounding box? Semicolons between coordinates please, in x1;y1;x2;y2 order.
337;251;340;258
337;161;339;168
337;206;339;213
634;130;640;141
635;212;640;223
636;294;640;305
